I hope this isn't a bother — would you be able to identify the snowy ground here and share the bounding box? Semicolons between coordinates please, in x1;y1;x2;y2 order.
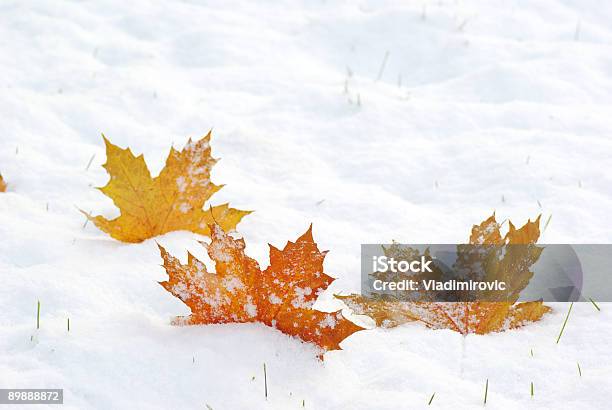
2;0;612;409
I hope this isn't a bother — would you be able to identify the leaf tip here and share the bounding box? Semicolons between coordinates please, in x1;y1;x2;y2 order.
101;133;113;148
298;223;315;243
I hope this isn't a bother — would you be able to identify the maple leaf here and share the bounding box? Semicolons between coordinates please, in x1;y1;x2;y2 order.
0;173;6;192
86;132;250;242
338;214;551;334
159;224;363;354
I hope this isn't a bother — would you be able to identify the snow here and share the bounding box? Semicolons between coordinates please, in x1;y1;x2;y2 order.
292;286;314;308
1;0;612;409
318;315;338;330
244;297;258;319
269;294;282;305
222;277;245;293
176;176;187;193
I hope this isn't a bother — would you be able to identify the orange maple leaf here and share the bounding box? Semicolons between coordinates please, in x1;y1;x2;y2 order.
86;132;250;242
159;224;363;353
338;214;551;334
0;173;6;192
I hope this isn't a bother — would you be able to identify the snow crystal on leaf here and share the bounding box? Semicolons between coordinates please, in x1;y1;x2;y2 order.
172;283;191;301
202;288;230;311
176;176;187;192
269;293;282;304
319;315;337;329
209;241;233;263
291;286;313;308
244;297;257;318
192;260;206;277
223;276;244;293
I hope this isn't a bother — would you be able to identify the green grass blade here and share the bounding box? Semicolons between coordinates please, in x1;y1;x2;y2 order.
263;363;268;399
589;298;601;311
543;214;552;232
556;302;573;344
484;379;488;405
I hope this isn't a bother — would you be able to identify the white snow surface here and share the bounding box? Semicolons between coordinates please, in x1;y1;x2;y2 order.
2;0;612;409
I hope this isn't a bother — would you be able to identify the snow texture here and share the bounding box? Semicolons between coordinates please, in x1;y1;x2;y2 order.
1;0;612;409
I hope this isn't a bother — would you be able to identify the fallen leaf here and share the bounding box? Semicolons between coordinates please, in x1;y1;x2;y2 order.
86;132;250;242
338;214;550;334
0;174;6;192
159;224;363;354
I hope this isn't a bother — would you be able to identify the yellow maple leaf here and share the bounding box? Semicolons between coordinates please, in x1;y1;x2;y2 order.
86;132;251;243
0;173;6;192
338;214;551;334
